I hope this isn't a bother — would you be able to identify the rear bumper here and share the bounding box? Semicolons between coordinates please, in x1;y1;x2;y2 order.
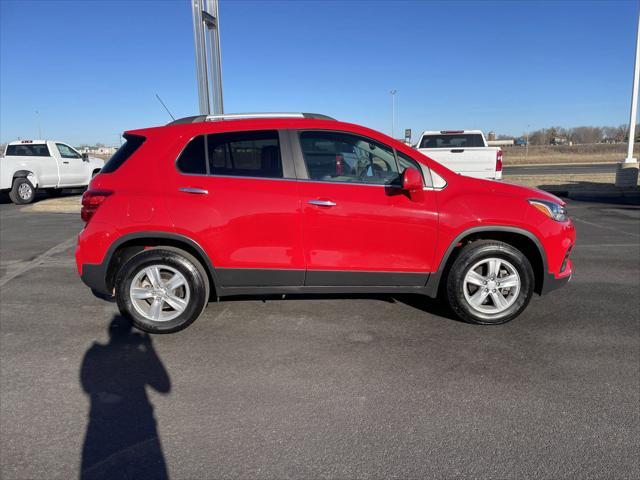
80;262;111;296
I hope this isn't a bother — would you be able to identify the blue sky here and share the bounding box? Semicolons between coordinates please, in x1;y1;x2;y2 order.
1;0;638;145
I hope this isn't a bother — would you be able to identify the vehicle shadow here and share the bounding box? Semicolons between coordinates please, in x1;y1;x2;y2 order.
220;293;464;323
537;181;640;206
0;189;82;205
79;315;171;480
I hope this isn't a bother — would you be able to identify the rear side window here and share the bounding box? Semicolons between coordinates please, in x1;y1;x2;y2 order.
419;134;484;148
176;136;207;174
101;135;145;173
6;144;50;156
176;130;283;179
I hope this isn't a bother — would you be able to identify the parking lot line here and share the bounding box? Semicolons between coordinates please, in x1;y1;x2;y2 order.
0;236;76;288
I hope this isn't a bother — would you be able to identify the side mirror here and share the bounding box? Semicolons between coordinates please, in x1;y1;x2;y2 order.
402;167;422;192
82;153;89;162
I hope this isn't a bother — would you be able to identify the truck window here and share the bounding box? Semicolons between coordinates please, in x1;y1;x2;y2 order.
56;143;81;159
5;144;51;156
420;134;485;149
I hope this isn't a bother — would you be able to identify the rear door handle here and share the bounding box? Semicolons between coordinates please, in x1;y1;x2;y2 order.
62;161;69;164
179;187;208;195
308;199;336;207
450;149;464;153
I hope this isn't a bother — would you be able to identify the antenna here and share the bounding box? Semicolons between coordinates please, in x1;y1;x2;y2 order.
155;93;176;121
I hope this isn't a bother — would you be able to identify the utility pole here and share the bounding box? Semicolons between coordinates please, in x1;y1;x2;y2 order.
525;124;530;161
35;110;42;139
390;89;397;138
615;9;640;187
192;0;224;115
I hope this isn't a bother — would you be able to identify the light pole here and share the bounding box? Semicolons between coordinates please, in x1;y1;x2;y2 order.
615;9;640;187
390;89;397;138
192;0;224;115
525;124;530;161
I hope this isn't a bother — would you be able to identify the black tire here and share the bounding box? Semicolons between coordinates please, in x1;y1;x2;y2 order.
9;177;35;204
445;240;534;325
115;249;209;334
45;188;64;197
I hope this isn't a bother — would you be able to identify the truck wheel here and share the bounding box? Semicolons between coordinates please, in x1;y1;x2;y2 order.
9;178;36;204
115;249;209;334
446;240;534;325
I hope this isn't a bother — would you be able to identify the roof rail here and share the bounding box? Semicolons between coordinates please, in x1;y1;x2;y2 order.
167;112;335;126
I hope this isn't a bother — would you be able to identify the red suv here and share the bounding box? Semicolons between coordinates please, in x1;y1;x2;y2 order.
76;113;575;333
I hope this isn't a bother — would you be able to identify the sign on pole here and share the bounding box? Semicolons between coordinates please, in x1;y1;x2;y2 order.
192;0;224;115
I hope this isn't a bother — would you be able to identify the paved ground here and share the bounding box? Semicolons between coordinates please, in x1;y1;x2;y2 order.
503;163;616;176
1;194;639;479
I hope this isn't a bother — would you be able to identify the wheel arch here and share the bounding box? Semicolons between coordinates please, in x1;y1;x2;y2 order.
103;232;219;295
425;226;548;297
13;170;39;187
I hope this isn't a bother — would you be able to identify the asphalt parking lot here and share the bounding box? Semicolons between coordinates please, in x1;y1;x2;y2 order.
1;193;639;479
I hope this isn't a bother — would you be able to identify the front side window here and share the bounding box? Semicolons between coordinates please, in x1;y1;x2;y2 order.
176;130;283;179
56;143;81;159
6;144;50;156
299;131;399;185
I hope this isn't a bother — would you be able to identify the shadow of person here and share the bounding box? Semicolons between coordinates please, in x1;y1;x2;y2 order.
80;316;171;480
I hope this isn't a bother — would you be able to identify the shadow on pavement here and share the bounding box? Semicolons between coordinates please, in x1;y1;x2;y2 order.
80;316;171;480
537;181;640;205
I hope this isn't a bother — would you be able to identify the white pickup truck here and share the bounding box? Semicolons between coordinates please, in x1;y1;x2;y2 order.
416;130;502;180
1;140;105;204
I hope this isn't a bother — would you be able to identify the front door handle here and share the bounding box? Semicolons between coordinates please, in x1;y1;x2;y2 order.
179;187;208;195
308;199;336;207
62;161;70;164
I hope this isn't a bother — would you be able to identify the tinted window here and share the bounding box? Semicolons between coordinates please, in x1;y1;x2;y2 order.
176;135;207;174
5;144;50;156
300;131;399;184
419;134;485;148
101;134;145;174
208;130;282;178
56;143;81;159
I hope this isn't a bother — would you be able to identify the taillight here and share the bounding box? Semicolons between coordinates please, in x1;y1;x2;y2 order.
496;149;503;172
81;189;112;223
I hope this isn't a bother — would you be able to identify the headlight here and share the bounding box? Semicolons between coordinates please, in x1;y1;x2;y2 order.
529;199;568;222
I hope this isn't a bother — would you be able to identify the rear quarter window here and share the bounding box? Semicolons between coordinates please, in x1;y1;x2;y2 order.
101;135;146;173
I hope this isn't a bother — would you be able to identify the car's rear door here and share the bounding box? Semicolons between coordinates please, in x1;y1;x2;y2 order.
294;130;438;287
164;129;305;290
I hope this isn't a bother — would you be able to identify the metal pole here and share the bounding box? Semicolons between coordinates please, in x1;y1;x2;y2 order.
192;0;223;115
626;11;640;162
390;90;397;138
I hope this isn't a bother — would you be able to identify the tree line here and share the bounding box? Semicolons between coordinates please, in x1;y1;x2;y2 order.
498;124;640;145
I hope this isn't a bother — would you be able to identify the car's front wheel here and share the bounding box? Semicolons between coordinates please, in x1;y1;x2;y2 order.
446;240;534;325
9;178;36;204
115;248;210;333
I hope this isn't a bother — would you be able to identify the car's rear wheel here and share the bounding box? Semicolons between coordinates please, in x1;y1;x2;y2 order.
446;240;534;325
115;249;209;333
9;178;35;204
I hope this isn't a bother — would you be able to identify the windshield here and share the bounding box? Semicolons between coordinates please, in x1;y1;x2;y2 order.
420;134;485;149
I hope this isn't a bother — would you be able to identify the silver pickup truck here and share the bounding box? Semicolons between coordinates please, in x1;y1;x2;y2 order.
1;140;105;204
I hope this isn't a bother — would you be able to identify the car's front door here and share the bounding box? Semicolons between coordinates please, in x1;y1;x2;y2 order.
54;143;86;186
164;129;305;291
295;130;439;287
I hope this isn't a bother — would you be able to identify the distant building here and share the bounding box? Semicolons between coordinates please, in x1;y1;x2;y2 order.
487;131;496;141
550;136;568;145
79;146;117;155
